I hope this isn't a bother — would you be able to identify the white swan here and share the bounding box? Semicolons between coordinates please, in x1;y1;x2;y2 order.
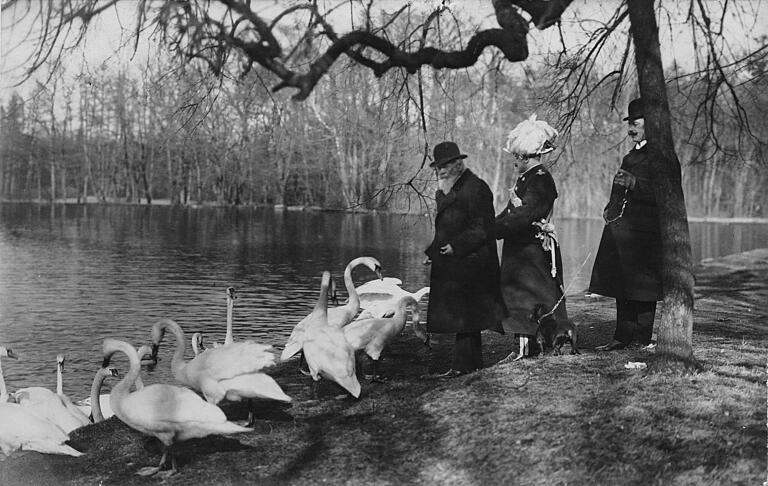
82;347;148;422
102;339;250;477
344;295;429;380
302;271;361;398
355;277;430;319
0;346;82;457
75;366;119;421
55;354;96;423
281;256;382;361
13;355;91;433
150;319;291;406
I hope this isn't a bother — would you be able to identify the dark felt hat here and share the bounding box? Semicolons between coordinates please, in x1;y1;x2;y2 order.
623;98;644;121
430;141;468;168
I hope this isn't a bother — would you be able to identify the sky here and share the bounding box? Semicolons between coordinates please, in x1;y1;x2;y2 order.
1;0;766;105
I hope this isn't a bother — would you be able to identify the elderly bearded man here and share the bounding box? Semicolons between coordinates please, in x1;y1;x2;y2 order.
423;141;502;377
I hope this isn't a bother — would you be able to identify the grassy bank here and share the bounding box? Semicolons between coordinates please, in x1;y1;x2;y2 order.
1;251;766;485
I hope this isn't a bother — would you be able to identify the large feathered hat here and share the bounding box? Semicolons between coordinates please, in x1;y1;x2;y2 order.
502;114;558;157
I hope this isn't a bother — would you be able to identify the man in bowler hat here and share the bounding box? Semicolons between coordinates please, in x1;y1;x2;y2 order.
590;98;663;350
423;141;502;376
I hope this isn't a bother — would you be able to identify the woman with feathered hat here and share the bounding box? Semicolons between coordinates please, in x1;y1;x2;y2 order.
496;115;569;359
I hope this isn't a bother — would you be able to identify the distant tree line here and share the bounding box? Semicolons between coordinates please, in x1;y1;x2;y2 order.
1;40;765;218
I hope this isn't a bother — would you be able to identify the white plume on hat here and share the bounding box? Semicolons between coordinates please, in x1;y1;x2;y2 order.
502;114;559;156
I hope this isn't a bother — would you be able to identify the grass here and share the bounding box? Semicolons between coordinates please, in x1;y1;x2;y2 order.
1;250;766;485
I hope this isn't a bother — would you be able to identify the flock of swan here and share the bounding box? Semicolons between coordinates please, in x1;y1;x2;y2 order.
0;256;430;477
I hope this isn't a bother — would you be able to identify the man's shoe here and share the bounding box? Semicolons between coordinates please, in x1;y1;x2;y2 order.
595;341;627;351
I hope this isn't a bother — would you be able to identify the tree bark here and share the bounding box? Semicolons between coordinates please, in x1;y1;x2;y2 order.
627;0;694;363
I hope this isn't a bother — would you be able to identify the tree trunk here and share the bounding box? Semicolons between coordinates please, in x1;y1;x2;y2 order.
628;0;694;364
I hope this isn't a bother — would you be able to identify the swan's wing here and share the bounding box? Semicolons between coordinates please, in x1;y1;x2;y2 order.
221;374;291;402
119;384;228;427
355;277;402;294
327;303;357;328
190;341;277;380
0;403;81;456
342;318;380;351
280;310;317;360
303;327;358;390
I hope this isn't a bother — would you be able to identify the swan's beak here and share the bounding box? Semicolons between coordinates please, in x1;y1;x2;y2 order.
6;349;17;359
101;356;112;368
150;344;160;361
375;266;383;280
227;287;236;299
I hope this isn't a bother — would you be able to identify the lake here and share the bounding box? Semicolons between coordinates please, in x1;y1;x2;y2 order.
1;202;766;401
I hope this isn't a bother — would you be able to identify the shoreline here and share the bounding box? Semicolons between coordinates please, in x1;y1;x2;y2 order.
2;199;768;223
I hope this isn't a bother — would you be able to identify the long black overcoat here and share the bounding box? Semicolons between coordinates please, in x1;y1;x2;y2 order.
588;144;663;301
495;164;568;335
425;169;501;334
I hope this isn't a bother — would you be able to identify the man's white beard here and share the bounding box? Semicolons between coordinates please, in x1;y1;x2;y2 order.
438;166;465;194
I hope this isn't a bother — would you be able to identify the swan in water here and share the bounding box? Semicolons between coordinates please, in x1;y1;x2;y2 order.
0;346;83;457
150;318;291;407
344;295;430;380
281;256;382;362
102;339;250;477
355;277;430;319
302;271;361;398
13;355;91;433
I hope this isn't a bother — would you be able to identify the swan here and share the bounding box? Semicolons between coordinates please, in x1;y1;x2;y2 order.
344;295;429;380
102;339;250;477
302;271;361;398
83;346;148;422
281;256;382;361
0;346;82;457
224;286;236;346
355;277;430;319
150;319;291;407
55;354;97;423
75;366;119;421
13;355;91;433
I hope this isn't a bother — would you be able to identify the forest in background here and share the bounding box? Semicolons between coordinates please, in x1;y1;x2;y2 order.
1;19;766;218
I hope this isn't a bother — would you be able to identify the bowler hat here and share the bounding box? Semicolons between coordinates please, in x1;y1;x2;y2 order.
430;141;468;168
623;98;644;121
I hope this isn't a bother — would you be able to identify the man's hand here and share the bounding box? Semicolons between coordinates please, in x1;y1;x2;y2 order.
439;243;454;256
423;256;432;265
613;169;636;189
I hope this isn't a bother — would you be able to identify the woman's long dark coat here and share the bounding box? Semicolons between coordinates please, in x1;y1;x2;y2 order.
588;144;663;302
496;164;568;336
425;169;501;334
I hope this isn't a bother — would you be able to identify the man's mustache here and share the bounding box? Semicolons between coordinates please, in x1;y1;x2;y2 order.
628;130;638;136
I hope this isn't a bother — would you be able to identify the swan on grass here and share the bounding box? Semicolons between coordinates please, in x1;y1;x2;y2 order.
355;277;430;319
0;346;82;457
281;256;382;362
83;347;148;422
344;295;430;381
13;355;91;433
302;271;361;398
102;339;250;477
74;366;119;421
150;318;291;407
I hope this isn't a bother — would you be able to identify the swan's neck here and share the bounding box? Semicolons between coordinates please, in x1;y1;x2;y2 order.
0;360;7;403
314;274;330;318
225;297;234;346
110;342;141;404
343;259;362;310
166;321;188;376
90;369;109;422
56;363;63;395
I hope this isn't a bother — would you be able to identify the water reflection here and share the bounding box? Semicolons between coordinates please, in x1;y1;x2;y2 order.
0;202;766;400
